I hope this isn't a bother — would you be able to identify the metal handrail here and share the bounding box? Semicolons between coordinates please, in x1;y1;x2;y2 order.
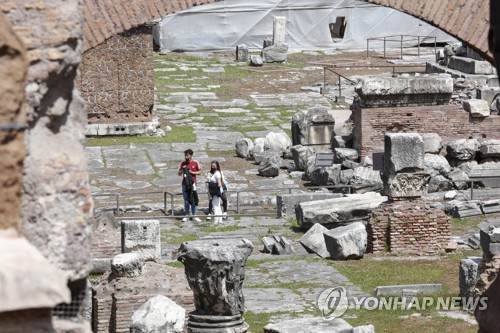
92;178;500;217
322;64;426;98
366;35;437;59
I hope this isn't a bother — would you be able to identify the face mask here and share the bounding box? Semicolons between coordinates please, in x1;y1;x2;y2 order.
211;167;216;173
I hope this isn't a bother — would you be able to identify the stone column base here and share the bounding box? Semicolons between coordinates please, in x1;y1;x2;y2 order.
188;313;249;333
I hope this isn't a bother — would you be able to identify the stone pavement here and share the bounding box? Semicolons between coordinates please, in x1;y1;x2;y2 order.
86;49;448;325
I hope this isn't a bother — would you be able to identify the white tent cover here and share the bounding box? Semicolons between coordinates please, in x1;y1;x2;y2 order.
153;0;457;53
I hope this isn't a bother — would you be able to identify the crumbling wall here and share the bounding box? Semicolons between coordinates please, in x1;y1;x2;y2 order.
353;104;500;159
368;199;451;254
0;11;27;232
79;26;153;124
3;0;92;284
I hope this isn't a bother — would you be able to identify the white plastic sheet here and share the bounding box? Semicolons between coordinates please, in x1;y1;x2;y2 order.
153;0;457;53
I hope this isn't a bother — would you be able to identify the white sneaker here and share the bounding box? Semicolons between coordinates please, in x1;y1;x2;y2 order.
193;217;202;223
206;214;212;220
223;212;227;219
182;217;189;222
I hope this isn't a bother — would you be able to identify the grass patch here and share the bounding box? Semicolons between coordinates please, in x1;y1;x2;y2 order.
165;261;184;269
243;311;294;332
164;233;198;244
449;216;486;234
345;308;477;333
331;256;461;296
200;225;244;233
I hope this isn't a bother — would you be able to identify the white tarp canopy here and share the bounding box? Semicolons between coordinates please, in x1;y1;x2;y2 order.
153;0;457;53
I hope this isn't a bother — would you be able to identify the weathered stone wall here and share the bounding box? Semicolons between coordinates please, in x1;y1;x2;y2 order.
92;263;194;333
3;0;92;281
0;12;27;232
79;26;153;124
353;104;500;159
367;199;451;254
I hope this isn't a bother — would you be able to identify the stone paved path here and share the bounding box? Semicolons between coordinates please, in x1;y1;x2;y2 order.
87;48;464;324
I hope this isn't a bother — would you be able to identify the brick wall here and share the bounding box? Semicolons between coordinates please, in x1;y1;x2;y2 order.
80;26;153;124
92;262;194;333
367;199;450;254
353;104;500;159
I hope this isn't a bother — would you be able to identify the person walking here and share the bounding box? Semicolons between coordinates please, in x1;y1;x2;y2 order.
205;165;228;220
178;149;201;222
207;161;224;224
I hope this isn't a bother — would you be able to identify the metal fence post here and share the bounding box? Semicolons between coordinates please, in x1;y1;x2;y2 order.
237;191;240;214
171;193;175;216
400;35;403;59
163;191;167;216
366;39;369;57
116;194;120;214
470;180;474;200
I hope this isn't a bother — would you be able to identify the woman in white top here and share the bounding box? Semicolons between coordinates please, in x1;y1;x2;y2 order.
208;161;223;224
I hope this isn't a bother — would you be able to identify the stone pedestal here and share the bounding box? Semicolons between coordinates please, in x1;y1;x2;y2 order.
178;239;253;333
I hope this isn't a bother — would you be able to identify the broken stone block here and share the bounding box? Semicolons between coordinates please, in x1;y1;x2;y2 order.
476;86;500;105
236;44;249;62
309;164;341;186
295;192;388;229
121;220;161;262
424;153;451;177
262;42;288;63
0;237;71;313
299;223;330;258
291;107;335;146
334;148;359;163
448;56;494;74
264;131;292;153
277;192;342;218
250;55;263;67
331;135;353;149
291;145;315;171
448;169;470;190
450;200;483;218
479;139;500;158
421;133;443;154
353;325;375;333
384;133;425;173
479;222;500;255
268;236;297;255
374;284;441;296
263;317;353;333
235;138;254;158
263;38;273;48
459;257;482;299
349;167;383;193
354;74;453;107
258;153;282;177
428;175;453;193
111;253;145;278
446;139;480;161
130;295;185;333
463;99;490;117
481;199;500;214
91;258;112;274
323;222;367;260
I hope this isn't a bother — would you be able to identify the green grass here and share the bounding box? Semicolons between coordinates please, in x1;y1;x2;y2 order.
199;225;244;233
243;311;296;332
85;123;195;147
345;308;477;333
165;261;184;269
449;216;486;234
164;233;198;244
330;253;472;297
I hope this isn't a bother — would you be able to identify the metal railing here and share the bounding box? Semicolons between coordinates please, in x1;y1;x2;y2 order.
322;64;426;98
366;35;437;59
92;178;500;218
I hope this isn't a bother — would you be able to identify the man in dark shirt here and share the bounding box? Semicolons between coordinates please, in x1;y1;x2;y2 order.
178;149;201;222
